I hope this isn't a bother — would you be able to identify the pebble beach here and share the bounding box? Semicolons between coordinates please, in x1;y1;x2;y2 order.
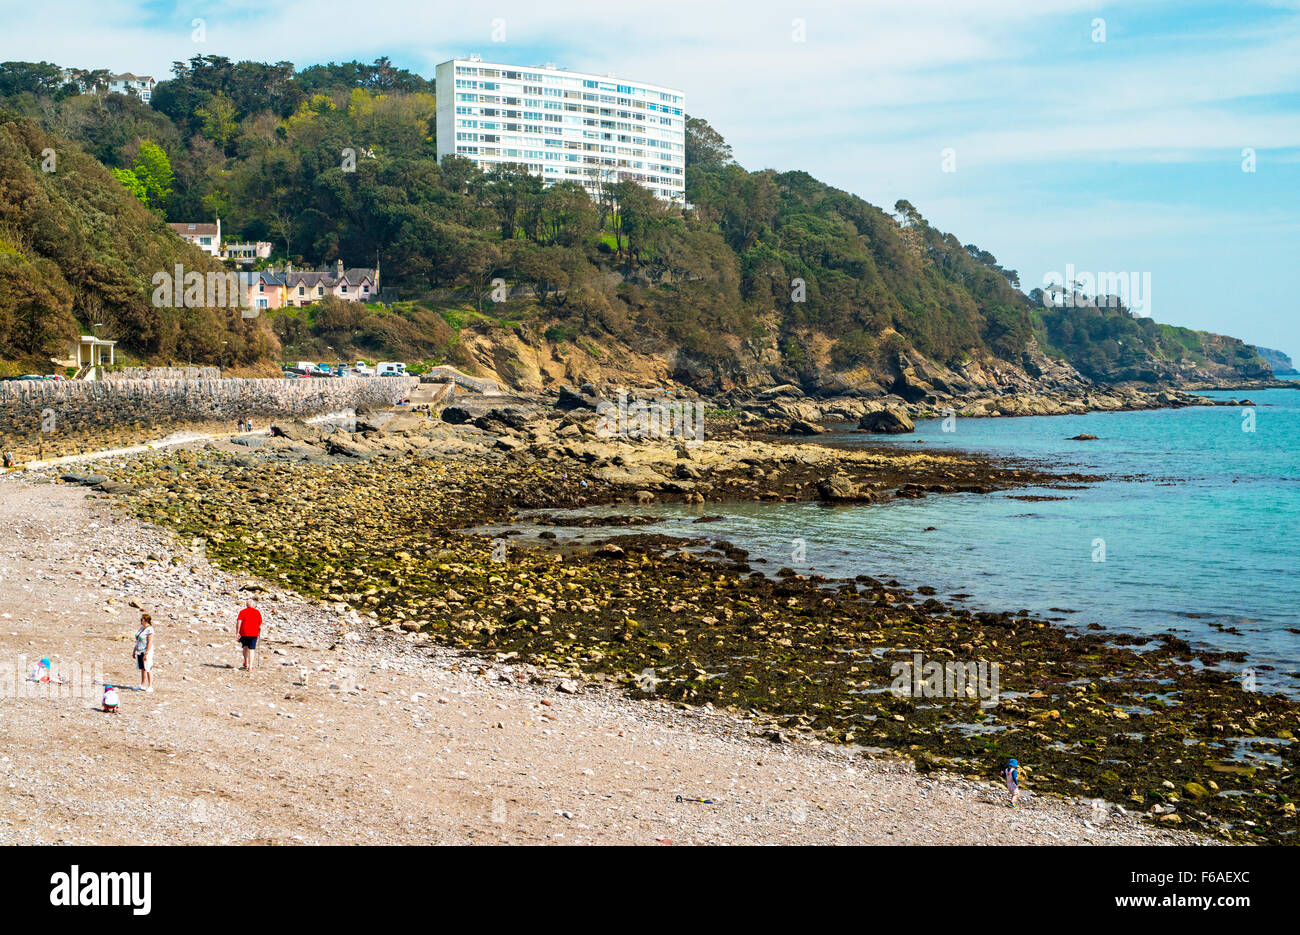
0;475;1192;846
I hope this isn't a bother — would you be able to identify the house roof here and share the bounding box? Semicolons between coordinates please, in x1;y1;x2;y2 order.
238;272;280;287
110;73;155;83
237;266;378;291
291;272;334;287
169;222;219;237
285;269;376;288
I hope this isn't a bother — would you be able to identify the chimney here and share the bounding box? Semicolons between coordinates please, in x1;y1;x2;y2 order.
335;259;344;279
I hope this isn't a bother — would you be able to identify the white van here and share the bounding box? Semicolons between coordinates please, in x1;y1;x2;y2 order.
353;361;375;377
376;362;407;377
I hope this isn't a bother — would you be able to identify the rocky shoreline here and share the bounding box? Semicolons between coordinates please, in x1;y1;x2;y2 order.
1;478;1197;845
26;387;1296;845
694;381;1268;439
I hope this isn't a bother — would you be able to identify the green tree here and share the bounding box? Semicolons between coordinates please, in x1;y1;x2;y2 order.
111;166;148;204
685;115;732;169
532;181;596;246
108;141;173;210
0;61;65;97
481;163;541;241
196;91;239;151
132;140;174;208
611;180;663;269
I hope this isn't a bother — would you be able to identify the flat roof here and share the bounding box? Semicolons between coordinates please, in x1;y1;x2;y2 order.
437;58;683;99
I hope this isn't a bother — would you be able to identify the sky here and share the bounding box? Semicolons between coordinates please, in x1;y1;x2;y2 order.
3;0;1298;358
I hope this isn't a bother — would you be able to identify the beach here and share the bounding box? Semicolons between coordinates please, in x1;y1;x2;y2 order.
2;392;1295;845
0;476;1187;845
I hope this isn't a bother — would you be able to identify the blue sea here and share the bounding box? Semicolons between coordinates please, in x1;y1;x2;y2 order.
549;384;1300;693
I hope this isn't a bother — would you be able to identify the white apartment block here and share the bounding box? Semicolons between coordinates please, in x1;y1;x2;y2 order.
435;57;685;203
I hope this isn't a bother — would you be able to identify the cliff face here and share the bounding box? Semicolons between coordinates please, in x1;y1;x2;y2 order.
454;319;1091;399
450;299;1280;400
1255;346;1297;375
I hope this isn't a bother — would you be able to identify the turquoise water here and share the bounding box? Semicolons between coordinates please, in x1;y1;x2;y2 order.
555;385;1300;693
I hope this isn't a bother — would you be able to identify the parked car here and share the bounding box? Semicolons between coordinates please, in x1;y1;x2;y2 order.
353;362;374;377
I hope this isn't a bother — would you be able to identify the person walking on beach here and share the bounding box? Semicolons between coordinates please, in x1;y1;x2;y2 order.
235;599;262;672
133;613;155;693
1002;758;1022;808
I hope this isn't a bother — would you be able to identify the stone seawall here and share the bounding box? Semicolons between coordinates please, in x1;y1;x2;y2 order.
105;367;222;381
0;377;419;463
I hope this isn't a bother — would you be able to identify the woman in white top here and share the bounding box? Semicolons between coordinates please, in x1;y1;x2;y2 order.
134;613;155;693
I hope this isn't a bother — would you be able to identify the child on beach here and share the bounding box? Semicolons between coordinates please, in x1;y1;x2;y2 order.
102;684;120;713
1002;758;1021;808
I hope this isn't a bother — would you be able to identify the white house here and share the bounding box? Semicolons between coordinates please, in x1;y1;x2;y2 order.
168;220;221;257
106;73;157;103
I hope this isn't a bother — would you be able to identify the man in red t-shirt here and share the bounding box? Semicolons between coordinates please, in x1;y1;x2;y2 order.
235;599;263;672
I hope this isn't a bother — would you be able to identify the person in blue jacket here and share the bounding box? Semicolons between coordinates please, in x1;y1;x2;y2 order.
1001;758;1022;808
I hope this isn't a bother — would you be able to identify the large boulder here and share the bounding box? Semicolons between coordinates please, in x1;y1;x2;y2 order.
59;473;107;488
555;385;601;411
815;475;860;502
785;419;826;436
759;384;805;400
440;405;474;425
859;407;915;434
270;420;322;443
325;435;379;458
474;407;531;433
